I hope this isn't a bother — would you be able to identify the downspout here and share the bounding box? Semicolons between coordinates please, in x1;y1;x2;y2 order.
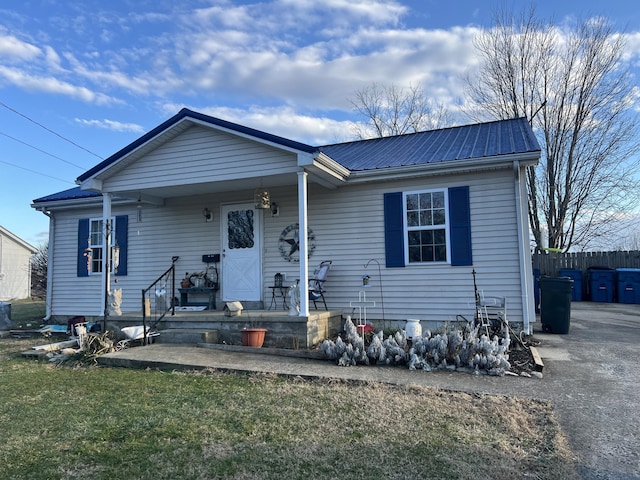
514;161;534;334
297;171;309;316
43;210;55;321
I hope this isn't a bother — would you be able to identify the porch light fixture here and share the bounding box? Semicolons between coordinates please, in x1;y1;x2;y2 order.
270;201;279;217
254;188;271;209
202;208;213;222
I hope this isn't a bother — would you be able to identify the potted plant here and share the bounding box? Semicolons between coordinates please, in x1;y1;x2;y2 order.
241;325;268;347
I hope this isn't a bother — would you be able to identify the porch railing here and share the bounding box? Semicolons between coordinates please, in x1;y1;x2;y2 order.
141;256;178;344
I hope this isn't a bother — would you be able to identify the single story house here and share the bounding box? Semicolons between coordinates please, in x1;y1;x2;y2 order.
0;225;37;301
32;109;540;335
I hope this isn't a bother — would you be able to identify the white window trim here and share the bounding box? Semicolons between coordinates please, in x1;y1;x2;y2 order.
88;216;116;275
402;188;451;265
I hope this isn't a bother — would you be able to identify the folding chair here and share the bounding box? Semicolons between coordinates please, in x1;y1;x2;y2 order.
309;260;332;310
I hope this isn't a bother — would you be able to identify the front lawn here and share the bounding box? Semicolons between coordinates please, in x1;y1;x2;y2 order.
3;298;46;328
0;338;578;480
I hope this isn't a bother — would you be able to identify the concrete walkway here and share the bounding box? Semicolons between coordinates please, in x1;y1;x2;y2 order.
100;302;640;480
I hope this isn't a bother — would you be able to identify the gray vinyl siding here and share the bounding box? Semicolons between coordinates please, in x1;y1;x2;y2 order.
50;168;527;326
103;125;298;191
261;168;524;327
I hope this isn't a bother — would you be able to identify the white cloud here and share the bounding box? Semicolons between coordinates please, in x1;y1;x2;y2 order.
160;102;352;145
0;66;117;105
0;34;40;60
74;118;145;133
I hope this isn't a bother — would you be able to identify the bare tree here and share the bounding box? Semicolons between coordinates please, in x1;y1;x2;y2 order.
466;8;640;251
31;242;48;299
350;82;452;139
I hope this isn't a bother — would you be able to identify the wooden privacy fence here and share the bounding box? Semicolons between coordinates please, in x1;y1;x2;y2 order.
532;250;640;276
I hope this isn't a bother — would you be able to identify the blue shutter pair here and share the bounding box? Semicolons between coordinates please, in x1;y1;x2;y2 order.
77;216;128;277
384;186;472;267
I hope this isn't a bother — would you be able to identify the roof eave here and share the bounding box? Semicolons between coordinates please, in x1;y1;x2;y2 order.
345;151;540;183
31;195;133;212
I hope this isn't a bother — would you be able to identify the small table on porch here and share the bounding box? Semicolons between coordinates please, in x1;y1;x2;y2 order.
268;285;289;310
178;287;218;310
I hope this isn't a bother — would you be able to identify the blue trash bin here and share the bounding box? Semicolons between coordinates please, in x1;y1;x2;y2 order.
559;269;582;301
588;267;615;302
616;268;640;304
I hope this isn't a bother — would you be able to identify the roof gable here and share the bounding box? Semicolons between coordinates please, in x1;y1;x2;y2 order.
0;225;37;253
76;108;317;183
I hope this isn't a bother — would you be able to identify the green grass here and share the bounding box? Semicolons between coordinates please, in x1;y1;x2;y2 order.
0;337;578;480
3;299;46;328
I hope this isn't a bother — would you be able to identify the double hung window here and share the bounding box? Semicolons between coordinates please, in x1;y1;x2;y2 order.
88;217;115;274
405;190;448;263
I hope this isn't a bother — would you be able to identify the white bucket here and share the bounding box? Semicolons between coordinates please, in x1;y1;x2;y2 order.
405;319;422;339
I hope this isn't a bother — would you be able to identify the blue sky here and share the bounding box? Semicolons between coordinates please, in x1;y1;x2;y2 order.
1;0;640;247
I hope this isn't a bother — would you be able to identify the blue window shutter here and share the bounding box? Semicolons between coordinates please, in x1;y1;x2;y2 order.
384;192;405;267
448;186;473;266
77;218;89;277
115;215;128;276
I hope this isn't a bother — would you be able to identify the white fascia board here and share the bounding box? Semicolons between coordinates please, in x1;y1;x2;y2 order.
298;152;350;178
314;152;351;178
78;178;103;191
346;152;539;184
296;152;349;188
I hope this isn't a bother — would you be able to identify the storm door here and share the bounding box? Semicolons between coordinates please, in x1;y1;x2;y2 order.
221;204;262;301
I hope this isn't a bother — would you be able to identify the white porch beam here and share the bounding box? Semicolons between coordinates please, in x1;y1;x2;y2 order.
297;171;309;316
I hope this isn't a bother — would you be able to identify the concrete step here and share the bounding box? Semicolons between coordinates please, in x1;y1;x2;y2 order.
157;329;219;345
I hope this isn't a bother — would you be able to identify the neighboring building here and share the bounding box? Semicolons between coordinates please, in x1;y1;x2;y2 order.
0;226;37;300
32;109;540;333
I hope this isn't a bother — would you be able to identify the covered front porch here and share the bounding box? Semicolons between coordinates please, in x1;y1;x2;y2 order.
75;110;350;322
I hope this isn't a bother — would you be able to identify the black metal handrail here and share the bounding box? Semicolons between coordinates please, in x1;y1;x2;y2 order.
141;257;178;345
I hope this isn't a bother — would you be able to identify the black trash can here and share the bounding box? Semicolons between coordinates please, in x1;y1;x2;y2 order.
539;276;573;334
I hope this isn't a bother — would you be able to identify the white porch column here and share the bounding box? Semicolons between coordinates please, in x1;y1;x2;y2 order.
297;171;309;316
102;193;112;320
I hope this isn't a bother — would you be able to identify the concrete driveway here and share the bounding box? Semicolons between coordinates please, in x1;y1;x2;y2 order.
100;301;640;479
532;302;640;480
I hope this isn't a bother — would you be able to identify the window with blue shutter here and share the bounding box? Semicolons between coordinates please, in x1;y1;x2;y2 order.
77;215;128;276
77;218;90;277
384;192;405;267
448;186;472;266
384;186;472;267
115;215;128;275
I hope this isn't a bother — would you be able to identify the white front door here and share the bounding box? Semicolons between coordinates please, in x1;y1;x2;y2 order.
221;203;262;301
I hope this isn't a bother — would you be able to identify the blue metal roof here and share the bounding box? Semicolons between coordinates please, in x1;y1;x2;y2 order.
33;186;101;203
318;117;539;171
37;114;539;204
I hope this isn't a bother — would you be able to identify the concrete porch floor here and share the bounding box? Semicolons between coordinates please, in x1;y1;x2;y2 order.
96;308;344;349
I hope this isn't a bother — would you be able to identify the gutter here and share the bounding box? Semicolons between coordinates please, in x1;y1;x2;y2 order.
345;152;540;184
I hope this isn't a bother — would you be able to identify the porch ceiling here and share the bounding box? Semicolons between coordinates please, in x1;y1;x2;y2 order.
103;169;338;202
